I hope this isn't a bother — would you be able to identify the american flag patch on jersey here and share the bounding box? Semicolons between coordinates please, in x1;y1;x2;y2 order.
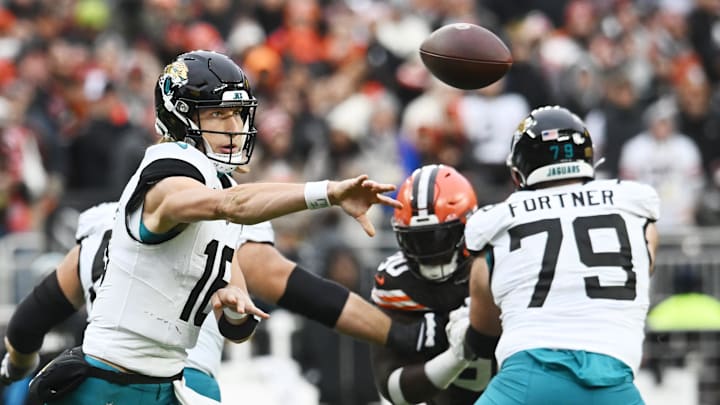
542;129;559;141
371;288;429;311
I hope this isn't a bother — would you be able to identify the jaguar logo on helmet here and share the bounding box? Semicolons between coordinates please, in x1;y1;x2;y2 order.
161;61;189;95
515;116;536;138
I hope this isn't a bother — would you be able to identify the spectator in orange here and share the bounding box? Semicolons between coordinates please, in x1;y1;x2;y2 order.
242;45;283;97
266;0;326;66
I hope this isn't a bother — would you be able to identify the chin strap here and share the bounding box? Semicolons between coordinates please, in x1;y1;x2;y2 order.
201;137;242;174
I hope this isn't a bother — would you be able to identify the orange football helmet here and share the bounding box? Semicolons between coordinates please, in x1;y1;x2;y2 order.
393;164;478;281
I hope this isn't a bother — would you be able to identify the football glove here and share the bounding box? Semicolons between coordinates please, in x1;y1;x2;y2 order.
446;302;475;362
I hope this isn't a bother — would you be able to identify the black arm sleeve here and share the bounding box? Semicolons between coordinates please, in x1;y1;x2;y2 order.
276;266;350;328
6;271;77;354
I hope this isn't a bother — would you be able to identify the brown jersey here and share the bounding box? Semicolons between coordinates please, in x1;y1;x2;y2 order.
370;251;492;405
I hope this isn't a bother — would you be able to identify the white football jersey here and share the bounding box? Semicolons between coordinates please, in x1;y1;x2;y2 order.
465;179;660;374
184;220;275;378
83;142;242;377
75;202;117;314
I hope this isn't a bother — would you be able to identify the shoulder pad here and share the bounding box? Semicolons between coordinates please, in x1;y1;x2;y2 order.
76;202;118;241
372;252;428;311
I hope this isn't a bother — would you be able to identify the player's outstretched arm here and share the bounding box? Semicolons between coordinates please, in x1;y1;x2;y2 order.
1;246;84;384
144;175;400;236
238;242;440;352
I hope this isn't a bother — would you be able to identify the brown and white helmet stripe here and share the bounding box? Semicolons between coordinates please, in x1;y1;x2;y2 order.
411;164;441;218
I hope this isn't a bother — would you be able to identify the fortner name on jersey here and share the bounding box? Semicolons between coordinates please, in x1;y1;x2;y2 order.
465;179;659;373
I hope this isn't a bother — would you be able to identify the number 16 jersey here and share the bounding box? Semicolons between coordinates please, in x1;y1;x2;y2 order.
83;143;243;377
465;179;659;374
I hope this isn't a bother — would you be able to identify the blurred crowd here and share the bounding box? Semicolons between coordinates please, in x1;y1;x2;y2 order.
1;0;720;247
1;1;719;403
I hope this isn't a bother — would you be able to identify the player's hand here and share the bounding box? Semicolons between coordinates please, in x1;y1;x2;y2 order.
446;303;472;362
328;175;402;237
211;285;270;322
1;352;39;385
387;312;449;355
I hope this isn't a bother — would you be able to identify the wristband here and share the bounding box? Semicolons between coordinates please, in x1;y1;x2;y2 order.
218;313;260;342
304;180;331;209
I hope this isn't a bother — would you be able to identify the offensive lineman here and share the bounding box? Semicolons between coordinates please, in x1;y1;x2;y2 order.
459;106;660;405
371;164;494;405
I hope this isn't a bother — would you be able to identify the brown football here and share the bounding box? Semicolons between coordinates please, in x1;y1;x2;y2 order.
419;23;513;90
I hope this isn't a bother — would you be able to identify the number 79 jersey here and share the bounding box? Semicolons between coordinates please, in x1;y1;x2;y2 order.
465;179;660;373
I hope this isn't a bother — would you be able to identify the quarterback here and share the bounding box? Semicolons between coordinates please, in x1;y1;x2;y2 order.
27;50;400;405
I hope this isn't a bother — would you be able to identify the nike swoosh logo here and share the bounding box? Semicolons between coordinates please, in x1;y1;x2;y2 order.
375;274;385;286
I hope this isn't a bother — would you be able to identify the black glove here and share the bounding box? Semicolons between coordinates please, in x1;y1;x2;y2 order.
1;352;39;385
386;312;449;355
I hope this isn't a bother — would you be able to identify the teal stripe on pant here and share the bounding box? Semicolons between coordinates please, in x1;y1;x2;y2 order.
47;356;178;405
476;350;645;405
183;367;221;401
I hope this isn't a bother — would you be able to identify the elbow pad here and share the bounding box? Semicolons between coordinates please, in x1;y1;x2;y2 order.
6;271;77;354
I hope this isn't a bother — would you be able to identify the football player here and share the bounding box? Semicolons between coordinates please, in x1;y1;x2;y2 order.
371;164;494;405
4;50;435;405
460;106;660;405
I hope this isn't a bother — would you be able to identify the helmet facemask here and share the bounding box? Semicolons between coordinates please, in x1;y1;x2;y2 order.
190;97;258;174
394;216;466;282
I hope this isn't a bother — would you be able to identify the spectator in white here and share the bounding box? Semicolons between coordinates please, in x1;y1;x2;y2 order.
456;76;529;202
619;97;704;230
457;77;529;169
